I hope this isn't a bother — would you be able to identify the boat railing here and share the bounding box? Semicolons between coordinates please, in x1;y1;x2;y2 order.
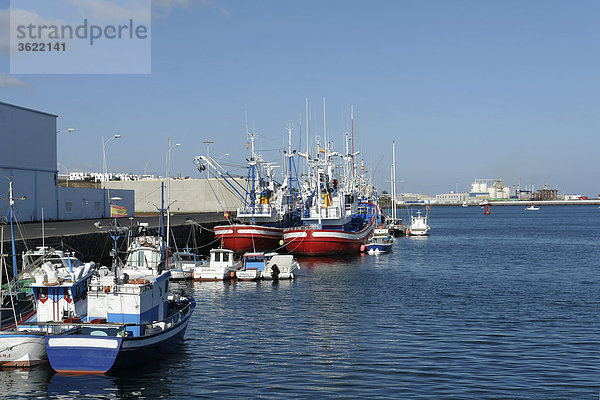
307;205;342;219
237;205;273;217
143;301;192;335
22;300;194;336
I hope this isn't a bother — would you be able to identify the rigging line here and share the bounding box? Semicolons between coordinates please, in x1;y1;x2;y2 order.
196;236;222;249
96;232;112;266
170;228;180;254
205;175;230;214
136;184;163;202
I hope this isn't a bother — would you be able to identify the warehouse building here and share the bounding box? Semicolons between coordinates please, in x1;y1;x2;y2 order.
0;101;133;221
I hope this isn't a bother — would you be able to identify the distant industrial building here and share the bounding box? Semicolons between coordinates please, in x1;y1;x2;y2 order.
0;101;133;222
435;191;469;205
469;179;510;199
531;184;559;201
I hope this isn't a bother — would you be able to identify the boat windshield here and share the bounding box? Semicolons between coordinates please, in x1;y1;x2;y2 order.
127;249;162;269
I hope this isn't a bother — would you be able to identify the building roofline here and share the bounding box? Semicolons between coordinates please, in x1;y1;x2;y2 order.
0;101;58;118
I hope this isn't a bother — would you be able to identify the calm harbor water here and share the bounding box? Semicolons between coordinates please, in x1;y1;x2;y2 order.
2;206;599;399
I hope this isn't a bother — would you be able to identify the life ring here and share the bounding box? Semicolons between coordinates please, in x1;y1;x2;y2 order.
103;286;111;293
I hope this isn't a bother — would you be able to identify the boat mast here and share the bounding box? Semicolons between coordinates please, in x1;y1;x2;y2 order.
166;136;171;265
8;182;18;289
0;223;4;330
305;98;310;182
249;122;257;224
323;97;327;155
351;105;355;177
392;141;396;222
160;181;165;264
287;122;293;199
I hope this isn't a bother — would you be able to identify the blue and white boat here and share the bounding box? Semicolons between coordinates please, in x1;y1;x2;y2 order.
364;226;394;254
45;233;195;374
0;181;95;367
236;252;299;281
236;252;267;281
0;246;95;367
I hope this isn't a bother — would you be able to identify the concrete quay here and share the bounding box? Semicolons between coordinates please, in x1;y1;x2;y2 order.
2;212;225;269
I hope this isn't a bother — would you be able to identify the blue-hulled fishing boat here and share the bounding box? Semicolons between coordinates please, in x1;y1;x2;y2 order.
363;226;394;254
45;229;195;374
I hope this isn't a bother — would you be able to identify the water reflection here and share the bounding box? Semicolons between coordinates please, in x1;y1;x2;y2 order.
48;374;118;399
0;365;52;399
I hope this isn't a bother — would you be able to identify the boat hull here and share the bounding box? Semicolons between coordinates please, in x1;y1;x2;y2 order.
193;266;235;281
236;269;260;281
283;225;374;256
214;224;283;254
0;332;46;367
169;269;193;280
365;243;393;254
46;303;194;374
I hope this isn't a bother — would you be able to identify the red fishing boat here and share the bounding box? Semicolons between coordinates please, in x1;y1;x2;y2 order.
194;124;300;254
214;224;284;254
283;205;377;256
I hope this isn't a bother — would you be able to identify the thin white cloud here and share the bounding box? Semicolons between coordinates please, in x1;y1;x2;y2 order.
152;0;230;18
67;0;150;22
0;73;31;88
219;7;230;18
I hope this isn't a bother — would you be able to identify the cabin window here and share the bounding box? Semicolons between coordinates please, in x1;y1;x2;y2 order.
65;201;73;213
223;253;229;262
214;252;220;262
94;201;101;211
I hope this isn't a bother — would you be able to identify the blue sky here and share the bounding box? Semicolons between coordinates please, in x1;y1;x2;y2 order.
2;0;600;195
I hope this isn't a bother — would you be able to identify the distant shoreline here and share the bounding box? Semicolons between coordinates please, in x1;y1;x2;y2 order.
392;200;600;207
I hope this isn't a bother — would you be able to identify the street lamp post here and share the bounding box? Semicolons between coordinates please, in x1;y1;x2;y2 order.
165;137;181;258
102;134;121;209
102;134;121;183
143;162;150;177
58;163;69;187
203;140;213;179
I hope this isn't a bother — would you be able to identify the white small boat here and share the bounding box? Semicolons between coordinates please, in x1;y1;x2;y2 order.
261;254;298;280
193;248;240;281
526;203;540;211
236;252;298;281
407;209;430;236
168;250;205;280
462;201;468;207
236;253;266;281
